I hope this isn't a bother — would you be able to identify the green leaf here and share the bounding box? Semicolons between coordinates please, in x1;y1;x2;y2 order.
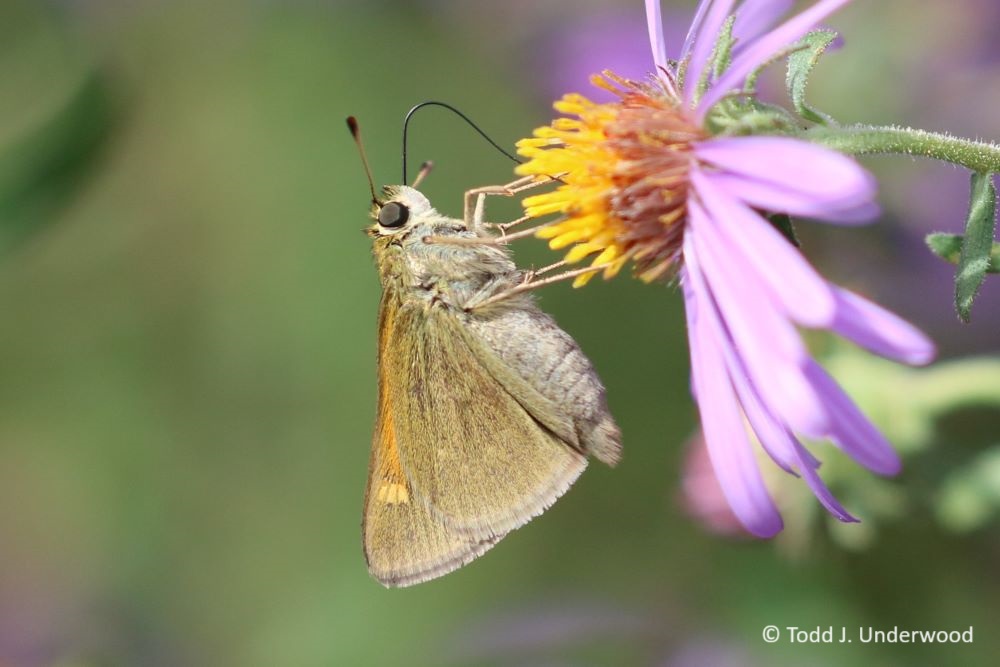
0;70;112;254
926;233;964;263
926;232;1000;271
955;172;998;323
710;16;737;80
785;30;839;125
691;16;737;103
708;103;798;137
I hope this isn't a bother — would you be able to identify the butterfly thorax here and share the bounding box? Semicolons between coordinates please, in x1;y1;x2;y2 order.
373;215;522;312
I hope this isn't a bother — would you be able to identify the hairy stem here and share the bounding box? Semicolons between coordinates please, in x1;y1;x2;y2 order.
806;124;1000;174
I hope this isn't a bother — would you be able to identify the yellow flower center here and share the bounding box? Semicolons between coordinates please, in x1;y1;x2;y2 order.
516;72;703;286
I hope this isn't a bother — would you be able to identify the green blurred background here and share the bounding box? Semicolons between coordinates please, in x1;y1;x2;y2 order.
1;1;998;665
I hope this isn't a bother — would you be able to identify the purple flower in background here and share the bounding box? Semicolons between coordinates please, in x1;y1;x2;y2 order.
536;0;794;103
515;0;935;536
537;10;681;102
680;432;747;537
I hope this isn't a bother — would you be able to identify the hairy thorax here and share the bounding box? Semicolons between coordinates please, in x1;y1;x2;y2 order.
376;219;522;311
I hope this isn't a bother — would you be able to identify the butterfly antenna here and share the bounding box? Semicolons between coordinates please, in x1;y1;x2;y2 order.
346;116;380;205
401;101;522;185
411;160;434;189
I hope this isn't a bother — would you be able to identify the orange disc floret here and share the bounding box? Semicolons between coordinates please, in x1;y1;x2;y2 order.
516;72;703;285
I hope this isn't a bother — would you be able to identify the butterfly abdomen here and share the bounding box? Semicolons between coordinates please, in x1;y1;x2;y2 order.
467;306;622;466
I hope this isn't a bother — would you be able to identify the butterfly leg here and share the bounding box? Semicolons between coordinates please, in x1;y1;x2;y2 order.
521;260;568;283
489;214;533;237
424;176;561;248
422;217;563;248
464;175;556;233
465;263;613;311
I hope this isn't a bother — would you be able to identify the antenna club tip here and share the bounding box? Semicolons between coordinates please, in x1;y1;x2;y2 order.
348;115;379;203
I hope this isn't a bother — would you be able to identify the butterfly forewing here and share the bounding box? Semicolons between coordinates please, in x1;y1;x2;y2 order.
363;292;502;587
387;302;588;541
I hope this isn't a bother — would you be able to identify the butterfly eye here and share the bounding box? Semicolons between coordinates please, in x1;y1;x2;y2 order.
378;202;409;228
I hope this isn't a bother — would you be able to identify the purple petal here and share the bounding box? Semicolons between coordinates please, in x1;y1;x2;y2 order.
680;0;715;65
687;199;803;362
699;281;857;522
733;0;794;44
793;440;859;522
684;214;830;436
682;265;784;537
695;137;878;223
711;307;803;475
645;0;670;71
692;168;837;327
832;287;937;365
705;174;879;224
695;137;875;201
709;309;820;475
698;0;855;116
684;0;736;106
729;354;858;523
682;272;701;402
698;285;822;475
723;335;857;525
803;361;902;475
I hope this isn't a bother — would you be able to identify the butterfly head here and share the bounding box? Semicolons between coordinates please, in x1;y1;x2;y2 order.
367;186;435;238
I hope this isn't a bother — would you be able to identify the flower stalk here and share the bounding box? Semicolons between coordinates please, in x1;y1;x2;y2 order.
806;124;1000;175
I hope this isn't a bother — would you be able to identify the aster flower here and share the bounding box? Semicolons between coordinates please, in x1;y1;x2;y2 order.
514;0;938;537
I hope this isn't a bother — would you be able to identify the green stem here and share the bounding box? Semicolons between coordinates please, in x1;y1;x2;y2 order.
806;124;1000;174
